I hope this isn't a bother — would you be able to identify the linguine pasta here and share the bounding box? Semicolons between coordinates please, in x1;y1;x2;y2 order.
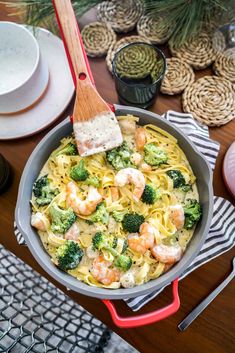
31;115;200;289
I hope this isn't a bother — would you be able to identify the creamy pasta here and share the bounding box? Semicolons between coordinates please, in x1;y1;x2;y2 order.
30;115;201;289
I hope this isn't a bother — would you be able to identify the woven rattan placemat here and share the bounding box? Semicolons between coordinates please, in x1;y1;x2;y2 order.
137;14;172;45
170;32;216;70
97;0;143;33
106;35;151;73
182;76;235;126
213;50;235;83
161;58;195;95
81;21;116;57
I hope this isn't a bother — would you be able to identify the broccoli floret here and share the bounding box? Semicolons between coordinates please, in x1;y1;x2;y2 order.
144;143;168;166
141;183;161;204
92;232;132;272
56;142;78;156
56;241;83;270
85;176;101;188
122;213;144;233
112;236;118;248
112;209;126;222
33;175;58;206
50;203;77;234
166;170;192;192
106;141;133;170
114;255;132;272
70;160;89;181
121;239;128;253
183;199;202;229
33;175;48;197
92;232;115;251
166;170;185;188
180;184;192;192
89;202;109;224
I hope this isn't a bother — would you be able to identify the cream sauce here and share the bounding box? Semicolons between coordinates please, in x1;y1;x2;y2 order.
73;111;123;157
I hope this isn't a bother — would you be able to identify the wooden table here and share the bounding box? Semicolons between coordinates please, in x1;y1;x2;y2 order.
0;4;234;353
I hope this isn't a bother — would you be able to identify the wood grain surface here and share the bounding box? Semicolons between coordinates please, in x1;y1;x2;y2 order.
0;4;234;353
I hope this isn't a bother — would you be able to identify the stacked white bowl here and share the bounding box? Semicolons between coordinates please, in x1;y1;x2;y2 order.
0;22;49;114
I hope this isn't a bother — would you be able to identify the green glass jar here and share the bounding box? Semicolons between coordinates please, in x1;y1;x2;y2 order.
112;42;166;108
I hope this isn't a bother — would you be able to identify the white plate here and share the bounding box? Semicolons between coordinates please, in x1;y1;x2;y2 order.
0;26;74;140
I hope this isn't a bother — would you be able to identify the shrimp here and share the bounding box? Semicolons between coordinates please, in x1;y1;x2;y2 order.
66;182;102;216
128;222;155;254
118;119;136;135
65;223;80;241
135;127;147;150
91;256;120;285
163;263;173;273
114;168;145;202
110;186;119;202
31;212;49;231
130;152;142;166
140;162;152;172
151;244;182;264
168;205;185;230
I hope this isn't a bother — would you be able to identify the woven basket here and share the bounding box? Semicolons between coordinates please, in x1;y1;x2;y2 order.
161;58;195;95
81;22;116;57
137;13;172;45
170;32;216;70
182;76;235;126
213;50;235;83
97;0;144;33
212;29;226;54
106;35;151;73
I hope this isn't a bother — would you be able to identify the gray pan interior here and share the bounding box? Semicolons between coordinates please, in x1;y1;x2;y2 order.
15;104;213;299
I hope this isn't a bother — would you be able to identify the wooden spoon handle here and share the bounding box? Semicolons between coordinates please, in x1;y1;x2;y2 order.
52;0;94;86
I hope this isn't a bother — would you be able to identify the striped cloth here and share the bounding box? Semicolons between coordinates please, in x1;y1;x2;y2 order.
14;111;235;312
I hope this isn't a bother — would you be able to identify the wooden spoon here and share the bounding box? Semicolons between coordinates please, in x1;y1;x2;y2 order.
52;0;123;156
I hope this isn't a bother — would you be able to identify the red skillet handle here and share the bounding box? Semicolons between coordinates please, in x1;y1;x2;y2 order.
102;278;180;328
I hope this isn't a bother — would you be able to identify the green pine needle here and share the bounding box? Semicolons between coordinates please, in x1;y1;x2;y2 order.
0;0;103;33
0;0;233;46
145;0;231;47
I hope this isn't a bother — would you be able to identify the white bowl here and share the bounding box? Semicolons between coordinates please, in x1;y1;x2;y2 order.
0;22;49;114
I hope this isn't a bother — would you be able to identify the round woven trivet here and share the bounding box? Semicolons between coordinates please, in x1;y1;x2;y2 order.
106;35;151;73
182;76;235;126
114;44;163;81
97;0;144;33
213;50;235;83
212;29;226;54
170;32;216;70
161;58;195;95
137;14;172;45
81;22;116;57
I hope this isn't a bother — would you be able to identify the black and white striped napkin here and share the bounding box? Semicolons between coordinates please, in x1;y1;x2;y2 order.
14;111;235;312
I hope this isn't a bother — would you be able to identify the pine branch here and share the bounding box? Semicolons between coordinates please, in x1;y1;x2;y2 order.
0;0;233;45
145;0;232;47
0;0;103;33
